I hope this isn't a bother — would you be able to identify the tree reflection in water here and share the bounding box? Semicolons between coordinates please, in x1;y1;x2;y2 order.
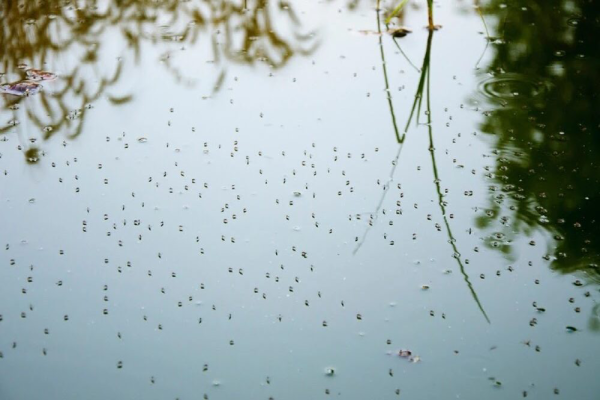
0;0;317;159
475;0;600;289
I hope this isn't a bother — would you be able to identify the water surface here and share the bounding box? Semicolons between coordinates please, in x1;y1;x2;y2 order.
1;1;599;399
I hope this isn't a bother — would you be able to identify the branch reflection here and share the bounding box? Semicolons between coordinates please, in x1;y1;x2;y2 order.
0;0;317;162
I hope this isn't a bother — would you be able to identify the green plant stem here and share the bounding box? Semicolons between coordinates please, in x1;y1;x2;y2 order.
385;0;409;25
427;0;434;29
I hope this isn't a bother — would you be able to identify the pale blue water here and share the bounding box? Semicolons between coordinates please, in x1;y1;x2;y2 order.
1;1;598;399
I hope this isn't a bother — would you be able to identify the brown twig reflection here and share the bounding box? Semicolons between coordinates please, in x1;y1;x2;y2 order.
1;0;317;162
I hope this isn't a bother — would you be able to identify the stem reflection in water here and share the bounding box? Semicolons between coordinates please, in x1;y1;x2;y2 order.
357;3;489;321
421;31;490;323
353;2;406;254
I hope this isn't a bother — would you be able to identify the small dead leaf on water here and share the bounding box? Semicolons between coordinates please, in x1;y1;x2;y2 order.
389;27;412;38
396;349;420;363
398;349;412;358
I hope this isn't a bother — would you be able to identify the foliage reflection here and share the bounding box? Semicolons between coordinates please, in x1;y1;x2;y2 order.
475;0;600;283
0;0;316;159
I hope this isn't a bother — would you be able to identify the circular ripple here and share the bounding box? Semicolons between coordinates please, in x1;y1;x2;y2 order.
479;73;550;102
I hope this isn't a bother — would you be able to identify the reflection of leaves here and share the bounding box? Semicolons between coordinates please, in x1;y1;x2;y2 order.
1;0;316;148
13;59;127;140
476;0;600;282
108;95;134;105
212;70;227;95
215;0;318;67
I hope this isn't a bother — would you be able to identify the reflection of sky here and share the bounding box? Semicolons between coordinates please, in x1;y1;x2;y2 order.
1;2;599;400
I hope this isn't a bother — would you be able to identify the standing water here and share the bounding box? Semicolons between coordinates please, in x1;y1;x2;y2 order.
1;1;598;399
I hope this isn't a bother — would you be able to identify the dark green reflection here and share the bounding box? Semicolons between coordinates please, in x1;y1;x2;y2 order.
475;0;600;282
1;0;316;158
